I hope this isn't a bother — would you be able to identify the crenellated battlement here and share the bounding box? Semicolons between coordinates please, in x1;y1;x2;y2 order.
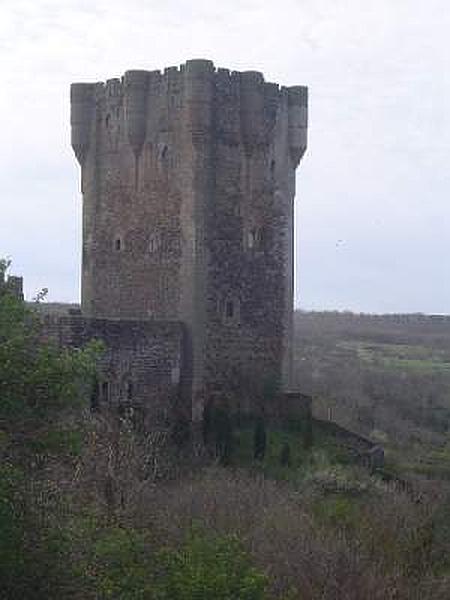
71;59;308;166
71;62;307;106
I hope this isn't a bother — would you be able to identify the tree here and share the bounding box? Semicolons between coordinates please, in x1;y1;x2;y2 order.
303;417;313;450
155;531;267;600
0;260;103;598
280;442;291;467
0;279;101;428
253;418;267;461
211;407;234;465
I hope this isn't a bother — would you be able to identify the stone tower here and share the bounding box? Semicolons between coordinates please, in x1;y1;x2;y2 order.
71;59;307;420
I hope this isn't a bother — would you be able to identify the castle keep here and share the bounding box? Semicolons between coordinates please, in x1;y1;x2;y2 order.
70;59;308;423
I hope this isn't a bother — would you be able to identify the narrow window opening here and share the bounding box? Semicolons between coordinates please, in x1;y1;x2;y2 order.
127;381;133;400
105;114;111;129
102;381;109;402
115;238;122;251
222;296;240;325
270;159;275;175
161;145;168;160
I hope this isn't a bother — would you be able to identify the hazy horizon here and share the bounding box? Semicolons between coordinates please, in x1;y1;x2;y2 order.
2;1;449;314
28;300;450;317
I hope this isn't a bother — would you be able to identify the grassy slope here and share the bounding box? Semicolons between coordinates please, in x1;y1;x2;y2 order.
293;311;450;481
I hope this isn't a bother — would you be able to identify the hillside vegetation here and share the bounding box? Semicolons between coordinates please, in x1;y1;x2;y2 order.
1;271;450;598
294;310;450;479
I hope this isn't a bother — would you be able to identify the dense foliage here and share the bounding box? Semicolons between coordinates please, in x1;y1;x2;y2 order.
1;267;450;599
294;310;450;475
0;263;101;598
0;262;269;599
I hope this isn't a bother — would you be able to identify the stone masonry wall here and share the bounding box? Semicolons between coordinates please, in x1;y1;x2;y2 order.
71;60;308;421
203;74;305;414
42;311;184;424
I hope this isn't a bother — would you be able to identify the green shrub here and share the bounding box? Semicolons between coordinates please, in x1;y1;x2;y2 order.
0;464;26;592
253;419;267;461
89;527;155;599
0;260;104;599
280;442;291;467
86;527;267;600
155;531;268;600
206;407;234;464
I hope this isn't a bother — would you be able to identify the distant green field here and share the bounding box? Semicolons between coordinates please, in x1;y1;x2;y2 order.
338;340;450;374
386;441;450;480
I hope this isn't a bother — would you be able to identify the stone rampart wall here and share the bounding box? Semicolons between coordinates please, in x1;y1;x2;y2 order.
41;312;185;424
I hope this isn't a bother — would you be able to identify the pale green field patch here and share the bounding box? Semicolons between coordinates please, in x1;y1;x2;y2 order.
337;341;450;373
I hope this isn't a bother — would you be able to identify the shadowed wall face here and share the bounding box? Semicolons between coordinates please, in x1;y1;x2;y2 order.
71;60;308;418
42;312;184;423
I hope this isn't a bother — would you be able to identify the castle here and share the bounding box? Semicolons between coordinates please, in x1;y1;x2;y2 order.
51;59;309;426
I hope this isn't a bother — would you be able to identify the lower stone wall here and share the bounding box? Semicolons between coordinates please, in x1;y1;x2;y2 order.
265;391;312;423
313;418;385;469
40;310;185;425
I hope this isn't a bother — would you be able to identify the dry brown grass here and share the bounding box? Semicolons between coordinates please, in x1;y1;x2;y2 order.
129;467;445;599
69;417;450;599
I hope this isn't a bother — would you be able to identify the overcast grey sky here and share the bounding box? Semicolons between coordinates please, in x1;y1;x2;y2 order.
1;0;449;313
